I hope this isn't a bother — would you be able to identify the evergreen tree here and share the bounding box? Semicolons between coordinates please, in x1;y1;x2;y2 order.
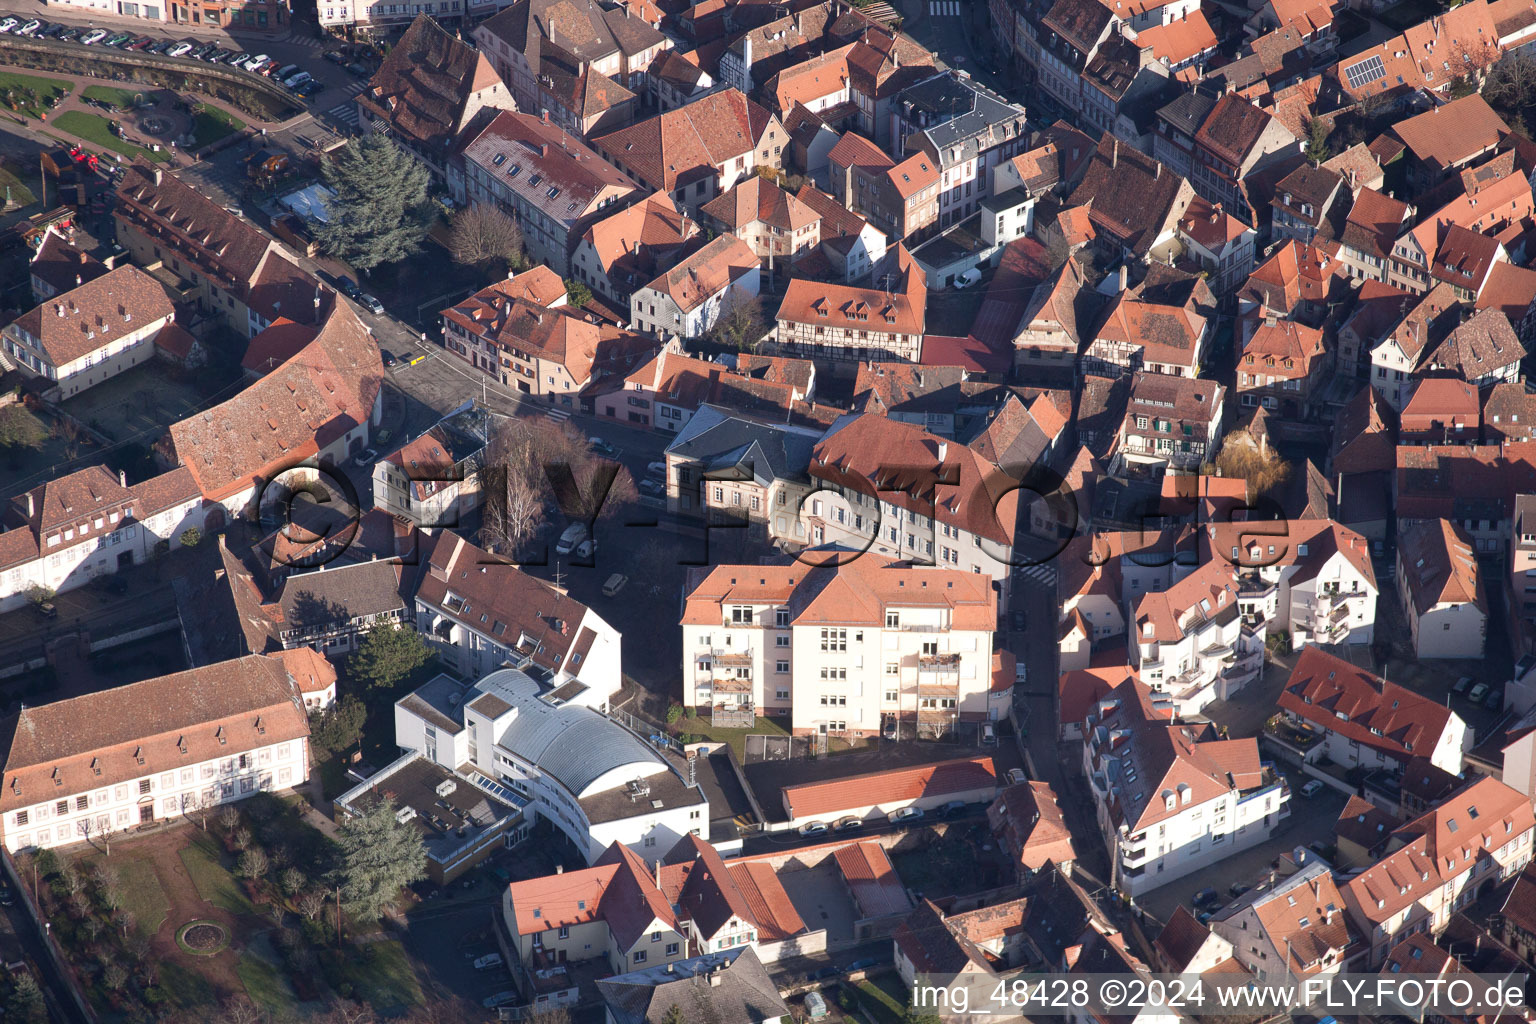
334;797;427;920
8;973;46;1024
348;624;433;692
318;134;434;273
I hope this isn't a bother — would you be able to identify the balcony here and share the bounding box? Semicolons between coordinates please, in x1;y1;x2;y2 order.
1237;574;1277;599
917;651;961;671
709;701;755;729
705;675;753;694
708;649;753;666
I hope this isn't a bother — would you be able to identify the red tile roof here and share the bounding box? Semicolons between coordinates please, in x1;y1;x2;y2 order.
12;265;174;368
1278;646;1457;764
593;89;778;193
241;318;319;377
833;841;914;918
781;756;996;819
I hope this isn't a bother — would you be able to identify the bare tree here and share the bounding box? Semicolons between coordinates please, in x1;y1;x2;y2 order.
296;889;327;920
1484;52;1536;133
707;292;768;352
447;203;526;272
480;416;637;553
220;996;266;1024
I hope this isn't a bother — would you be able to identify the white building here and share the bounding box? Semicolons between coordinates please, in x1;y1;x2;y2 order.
1398;518;1488;659
1;266;174;401
372;405;490;528
1130;558;1264;715
0;655;311;853
1276;647;1470;775
1210;518;1379;648
1083;680;1289;897
629;233;761;340
395;669;708;863
680;557;1000;739
414;531;623;704
0;465;207;612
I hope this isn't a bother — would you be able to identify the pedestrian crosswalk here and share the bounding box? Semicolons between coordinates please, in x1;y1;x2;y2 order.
928;1;962;16
1013;561;1058;588
326;102;361;128
544;406;573;423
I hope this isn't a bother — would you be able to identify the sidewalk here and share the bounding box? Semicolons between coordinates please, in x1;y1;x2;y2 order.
4;0;319;46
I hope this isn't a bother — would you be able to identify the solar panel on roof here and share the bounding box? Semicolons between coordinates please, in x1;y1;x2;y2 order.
1344;55;1386;89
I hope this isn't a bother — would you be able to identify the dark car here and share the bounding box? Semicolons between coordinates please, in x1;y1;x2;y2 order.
206;47;231;62
345;60;371;76
145;38;173;53
381;350;397;367
1010;607;1026;630
806;965;841;983
126;35;155;49
638;478;665;498
336;276;361;299
58;26;82;41
937;800;967;819
1193;887;1221;908
295;79;323;98
324;48;346;63
41;22;67;37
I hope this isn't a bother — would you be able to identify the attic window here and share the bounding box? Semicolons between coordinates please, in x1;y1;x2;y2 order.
52;767;62;787
134;746;144;765
216;726;227;747
528;174;542;187
91;758;101;776
492;153;507;166
507;164;522;178
1468;805;1479;819
255;715;266;736
1447;818;1459;832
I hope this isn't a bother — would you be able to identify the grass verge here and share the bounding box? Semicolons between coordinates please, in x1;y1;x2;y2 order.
855;976;909;1024
81;85;142;109
0;164;38;208
115;856;170;937
672;714;790;760
52;111;169;163
339;940;424;1012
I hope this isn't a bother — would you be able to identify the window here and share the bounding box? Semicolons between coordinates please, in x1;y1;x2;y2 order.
14;811;26;826
651;931;661;942
776;660;789;673
819;628;846;651
775;609;790;627
886;611;900;628
634;951;648;963
558;925;570;939
139;779;152;795
666;942;680;956
56;801;67;816
76;796;88;811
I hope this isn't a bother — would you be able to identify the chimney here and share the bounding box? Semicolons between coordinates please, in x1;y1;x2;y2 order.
24;493;34;519
1118;265;1128;291
1111;139;1118;168
655;860;662;888
118;469;126;487
709;968;722;987
1155;161;1161;179
556;864;564;874
937;441;948;461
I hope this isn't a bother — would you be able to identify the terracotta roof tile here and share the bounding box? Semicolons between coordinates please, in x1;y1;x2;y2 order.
784;757;997;819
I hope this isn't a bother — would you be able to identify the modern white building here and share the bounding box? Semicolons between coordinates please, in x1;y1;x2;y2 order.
394;670;708;862
0;656;311;853
413;532;623;702
681;557;1001;738
1130;558;1264;715
1083;680;1289;897
1209;518;1379;648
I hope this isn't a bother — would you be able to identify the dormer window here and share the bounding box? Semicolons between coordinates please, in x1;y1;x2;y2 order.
216;726;227;746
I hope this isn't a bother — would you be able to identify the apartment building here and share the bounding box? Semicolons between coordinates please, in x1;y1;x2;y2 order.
1277;647;1470;774
663;405;820;536
1398;518;1488;660
1012;259;1102;375
680;557;997;739
1208;517;1378;648
701;178;821;267
570;192;701;308
1176;198;1256;295
1190;95;1299;216
413;532;623;699
804;412;1020;581
395;669;706;863
1512;494;1536;637
372;406;490;528
0;465;204;612
1083;679;1289;897
1343;777;1535;965
1131;558;1263;714
1367;284;1461;410
1083;294;1209;381
1209;861;1363;983
592;90;785;212
0;655;310;853
892;72;1029;231
453;111;642;278
1236;318;1327;416
1117;373;1224;473
770;246;927;362
629;234;762;340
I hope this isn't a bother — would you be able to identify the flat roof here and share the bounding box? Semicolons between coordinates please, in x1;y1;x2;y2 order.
395;673;469;735
337;753;523;865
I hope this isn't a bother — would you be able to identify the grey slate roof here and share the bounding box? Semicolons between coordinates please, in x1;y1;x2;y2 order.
596;948;788;1024
664;403;821;487
898;72;1026;169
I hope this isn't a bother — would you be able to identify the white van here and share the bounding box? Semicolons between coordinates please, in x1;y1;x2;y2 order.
954;268;982;289
981;723;997;745
555;523;588;555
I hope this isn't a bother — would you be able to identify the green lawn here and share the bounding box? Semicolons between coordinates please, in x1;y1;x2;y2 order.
179;838;254;916
236;953;300;1016
157;961;215;1010
855;976;911;1024
80;85;142;110
0;70;71;119
0;164;38;209
673;714;790;760
339;940;424;1012
189;104;245;148
51;111;169;164
115;857;170;937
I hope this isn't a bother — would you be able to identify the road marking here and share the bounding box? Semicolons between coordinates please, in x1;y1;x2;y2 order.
928;1;962;16
326;103;360;127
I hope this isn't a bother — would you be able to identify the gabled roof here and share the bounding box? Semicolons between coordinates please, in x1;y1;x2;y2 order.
1195;94;1283;167
10;265;174;368
701;176;817;233
442;284;608;383
1067;136;1188;255
988;780;1076;870
1238;239;1341;314
1393;94;1509;171
459;111;638;229
1278;646;1458;764
28;227;107;296
1398;517;1486;615
1425;305;1525;381
115;163;274;292
1340;188;1410;258
593;89;777;192
1095;294;1206;367
639;233;759;313
358;14;507;153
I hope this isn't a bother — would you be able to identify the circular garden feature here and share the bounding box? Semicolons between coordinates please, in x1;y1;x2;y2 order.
175;920;229;956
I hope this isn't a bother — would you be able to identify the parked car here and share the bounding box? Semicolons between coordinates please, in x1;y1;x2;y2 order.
810;965;841;981
937;800;967;818
272;63;300;80
284;70;313;89
1192;887;1220;908
146;38;174;53
357;293;384;315
980;722;996;745
1485;689;1504;711
1452;676;1473;694
797;821;829;838
1197;910;1215;925
104;32;132;46
638;479;665;498
0;17;21;32
472;953;503;971
42;23;69;37
190;42;216;59
847;958;879;972
954;268;982;288
482;992;518;1009
1010;607;1026;630
1229;883;1250;898
352;448;378;468
646;460;667;477
602;573;628;597
166;41;193;56
555;523;589;556
243;53;271;70
1006;768;1026;785
380;350;397;367
57;26;82;41
207;47;233;62
1300;779;1326;798
1469;683;1490;704
345;60;371;76
226;50;250;65
80;29;109;44
36;602;58;619
833;816;863;833
126;35;155;49
588;436;619;458
887;806;923;824
295;79;323;98
324;49;346;63
336;275;361;298
19;19;42;35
